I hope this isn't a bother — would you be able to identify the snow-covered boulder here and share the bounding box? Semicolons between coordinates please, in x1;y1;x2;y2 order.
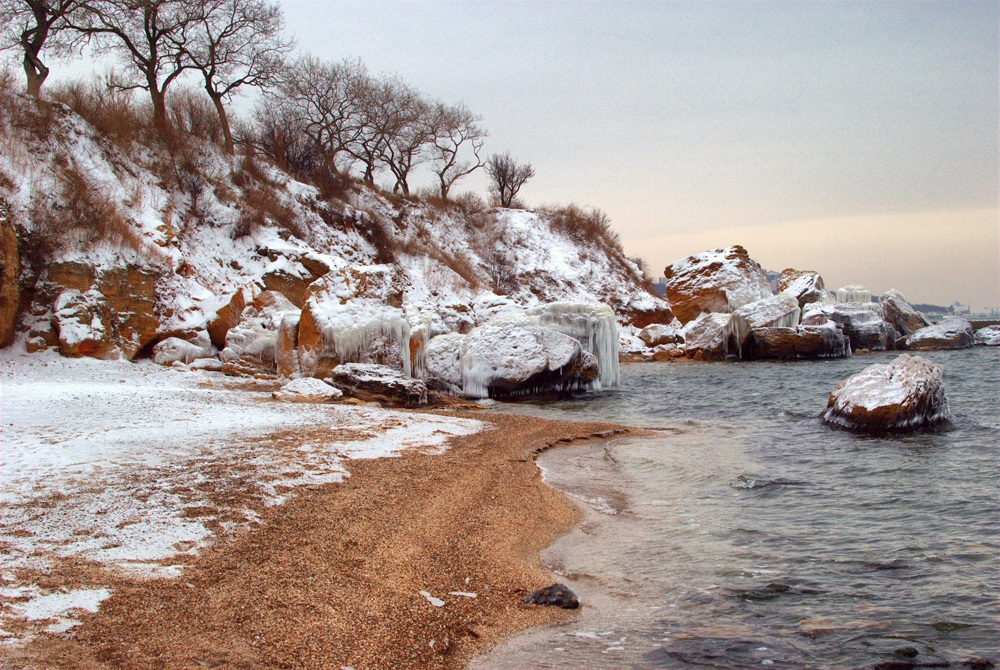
220;291;300;375
681;312;733;361
836;285;872;303
822;354;949;433
328;363;427;406
748;320;850;360
878;290;931;337
153;332;214;366
778;269;830;308
638;322;684;347
663;245;772;325
905;318;975;351
459;323;599;398
975;325;1000;346
651;343;685;361
272;377;343;403
206;284;260;350
52;288;118;359
802;303;898;351
727;293;801;357
424;333;466;388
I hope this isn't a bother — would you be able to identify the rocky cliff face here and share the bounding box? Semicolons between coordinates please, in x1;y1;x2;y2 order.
0;91;668;368
0;201;18;347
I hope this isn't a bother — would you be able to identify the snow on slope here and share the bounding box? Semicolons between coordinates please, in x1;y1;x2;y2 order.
0;90;668;351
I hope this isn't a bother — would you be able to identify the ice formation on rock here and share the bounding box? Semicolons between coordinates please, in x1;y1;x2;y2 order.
304;299;412;375
272;377;343;402
749;320;851;360
905;318;975;351
328;363;428;406
802;302;896;351
637;322;684;347
975;325;1000;346
681;312;733;361
663;246;772;324
424;333;466;387
878;290;931;337
822;354;949;433
836;285;872;303
153;333;214;366
726;293;801;358
523;302;620;388
778;269;829;308
221;291;300;365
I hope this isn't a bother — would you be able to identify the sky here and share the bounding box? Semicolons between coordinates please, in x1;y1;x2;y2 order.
273;0;998;311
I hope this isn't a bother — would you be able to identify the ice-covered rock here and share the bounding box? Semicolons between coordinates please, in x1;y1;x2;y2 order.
878;290;931;337
975;324;1000;346
153;332;214;366
778;269;829;308
638;322;684;347
836;284;872;303
748;320;851;360
523;302;620;388
275;313;301;377
459;323;599;398
206;285;260;350
905;318;975;351
822;354;949;433
424;333;466;388
802;303;898;351
727;293;801;357
53;288;117;359
328;363;427;406
663;245;773;324
681;312;733;361
220;291;300;372
272;377;343;402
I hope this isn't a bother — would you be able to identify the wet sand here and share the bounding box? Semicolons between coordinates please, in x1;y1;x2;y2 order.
2;412;636;670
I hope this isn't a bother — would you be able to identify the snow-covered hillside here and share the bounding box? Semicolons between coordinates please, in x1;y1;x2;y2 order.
0;89;670;367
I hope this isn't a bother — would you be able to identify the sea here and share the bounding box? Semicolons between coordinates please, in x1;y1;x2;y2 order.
473;347;1000;670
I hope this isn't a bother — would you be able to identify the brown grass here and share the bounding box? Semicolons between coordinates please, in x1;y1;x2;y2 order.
49;77;148;149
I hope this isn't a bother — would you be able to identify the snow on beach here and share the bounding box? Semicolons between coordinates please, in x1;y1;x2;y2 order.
0;351;482;642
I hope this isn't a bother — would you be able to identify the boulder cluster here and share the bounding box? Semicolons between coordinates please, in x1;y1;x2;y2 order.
623;246;995;362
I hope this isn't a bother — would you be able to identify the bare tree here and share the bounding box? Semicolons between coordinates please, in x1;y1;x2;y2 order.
268;55;369;175
344;74;395;185
485;151;534;208
240;97;323;179
71;0;201;132
428;102;486;199
0;0;87;97
180;0;292;153
378;81;431;196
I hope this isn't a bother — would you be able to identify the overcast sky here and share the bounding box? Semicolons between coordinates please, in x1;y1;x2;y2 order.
274;0;998;310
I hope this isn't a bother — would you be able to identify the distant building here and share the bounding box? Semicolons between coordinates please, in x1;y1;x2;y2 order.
653;277;667;297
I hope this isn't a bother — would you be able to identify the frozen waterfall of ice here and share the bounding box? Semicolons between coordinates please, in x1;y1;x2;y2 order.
521;301;620;388
836;285;872;303
309;299;412;376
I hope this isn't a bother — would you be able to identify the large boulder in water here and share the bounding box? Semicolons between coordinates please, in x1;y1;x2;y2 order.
802;303;897;352
663;245;772;325
728;293;801;357
749;320;850;360
638;322;684;347
878;290;931;337
975;325;1000;346
459;323;599;398
681;312;732;361
822;354;949;433
905;318;975;351
778;269;830;308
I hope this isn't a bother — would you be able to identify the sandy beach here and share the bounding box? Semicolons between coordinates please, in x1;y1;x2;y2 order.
1;356;636;669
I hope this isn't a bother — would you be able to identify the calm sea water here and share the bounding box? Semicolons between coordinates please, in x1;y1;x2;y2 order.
473;348;1000;670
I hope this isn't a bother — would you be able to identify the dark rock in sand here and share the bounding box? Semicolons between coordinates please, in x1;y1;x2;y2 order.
893;647;919;659
962;657;996;670
328;362;428;406
523;583;579;609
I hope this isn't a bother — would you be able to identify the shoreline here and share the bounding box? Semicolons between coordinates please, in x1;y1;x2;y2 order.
2;410;639;670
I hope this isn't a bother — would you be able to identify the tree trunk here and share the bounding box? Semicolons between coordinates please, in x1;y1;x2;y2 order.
208;90;234;154
149;85;170;134
22;50;48;98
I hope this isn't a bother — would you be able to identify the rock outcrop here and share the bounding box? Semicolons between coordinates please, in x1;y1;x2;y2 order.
220;290;300;375
663;245;772;325
778;269;829;308
822;354;949;433
0;202;19;347
275;313;301;377
878;290;931;337
207;285;259;350
749;321;850;360
328;363;427;406
802;303;897;352
975;325;1000;346
681;312;732;361
459;323;599;398
905;318;975;351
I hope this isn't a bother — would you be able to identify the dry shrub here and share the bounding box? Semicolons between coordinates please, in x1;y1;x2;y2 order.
451;191;487;215
312;167;352;203
234;185;304;241
50;77;148;148
168;88;222;145
354;205;399;264
233;153;277;189
30;160;147;257
543;204;622;251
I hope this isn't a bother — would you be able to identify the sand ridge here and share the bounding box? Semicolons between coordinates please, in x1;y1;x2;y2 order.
2;412;635;670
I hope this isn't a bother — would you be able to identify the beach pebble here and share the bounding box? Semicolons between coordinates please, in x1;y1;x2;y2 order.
523;583;579;609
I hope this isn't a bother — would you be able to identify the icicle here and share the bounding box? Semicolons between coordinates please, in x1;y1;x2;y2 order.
311;299;412;375
836;285;872;303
